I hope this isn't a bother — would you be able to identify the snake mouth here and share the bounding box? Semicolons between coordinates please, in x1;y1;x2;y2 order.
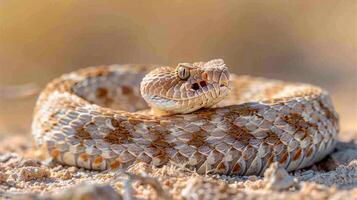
219;80;229;88
145;83;226;103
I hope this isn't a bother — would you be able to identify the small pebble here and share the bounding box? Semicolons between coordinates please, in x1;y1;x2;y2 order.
6;179;16;186
18;167;50;181
61;171;73;180
0;171;8;182
264;162;296;191
0;153;14;163
68;166;78;173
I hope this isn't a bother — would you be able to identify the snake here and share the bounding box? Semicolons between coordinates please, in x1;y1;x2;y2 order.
31;59;339;175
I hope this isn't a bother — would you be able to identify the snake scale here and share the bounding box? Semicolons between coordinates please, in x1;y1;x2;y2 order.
32;59;339;175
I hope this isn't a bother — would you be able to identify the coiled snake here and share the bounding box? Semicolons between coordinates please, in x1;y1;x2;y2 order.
32;59;339;175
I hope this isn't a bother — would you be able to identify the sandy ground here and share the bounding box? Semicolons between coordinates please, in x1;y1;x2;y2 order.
0;132;355;200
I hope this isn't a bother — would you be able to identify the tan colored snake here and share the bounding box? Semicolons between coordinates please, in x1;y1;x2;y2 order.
32;59;339;175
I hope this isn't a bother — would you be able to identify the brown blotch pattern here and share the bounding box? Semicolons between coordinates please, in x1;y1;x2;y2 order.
229;126;253;145
318;99;339;127
95;87;113;106
110;160;122;169
279;152;289;164
265;131;280;145
110;118;120;128
121;85;133;95
293;148;302;161
196;109;214;120
104;122;132;144
149;127;173;149
234;105;259;116
282;112;318;135
151;136;172;148
75;126;93;140
306;146;314;157
51;149;60;159
80;153;89;161
96;87;108;98
216;162;227;173
266;154;275;166
188;131;206;148
232;163;241;174
94;156;104;164
224;107;256;144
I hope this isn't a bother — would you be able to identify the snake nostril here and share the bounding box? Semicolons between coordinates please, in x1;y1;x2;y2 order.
192;83;200;91
199;81;207;88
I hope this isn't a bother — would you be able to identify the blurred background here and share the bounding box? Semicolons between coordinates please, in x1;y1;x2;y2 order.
0;1;356;139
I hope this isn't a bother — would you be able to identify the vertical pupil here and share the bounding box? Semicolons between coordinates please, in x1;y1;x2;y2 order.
179;67;188;79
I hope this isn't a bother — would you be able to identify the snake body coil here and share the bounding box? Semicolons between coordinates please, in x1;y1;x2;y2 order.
32;59;339;175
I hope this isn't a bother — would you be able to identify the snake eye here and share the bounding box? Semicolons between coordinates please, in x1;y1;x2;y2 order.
176;65;190;80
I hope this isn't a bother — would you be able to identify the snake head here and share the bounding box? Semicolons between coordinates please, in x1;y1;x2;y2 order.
140;59;230;116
